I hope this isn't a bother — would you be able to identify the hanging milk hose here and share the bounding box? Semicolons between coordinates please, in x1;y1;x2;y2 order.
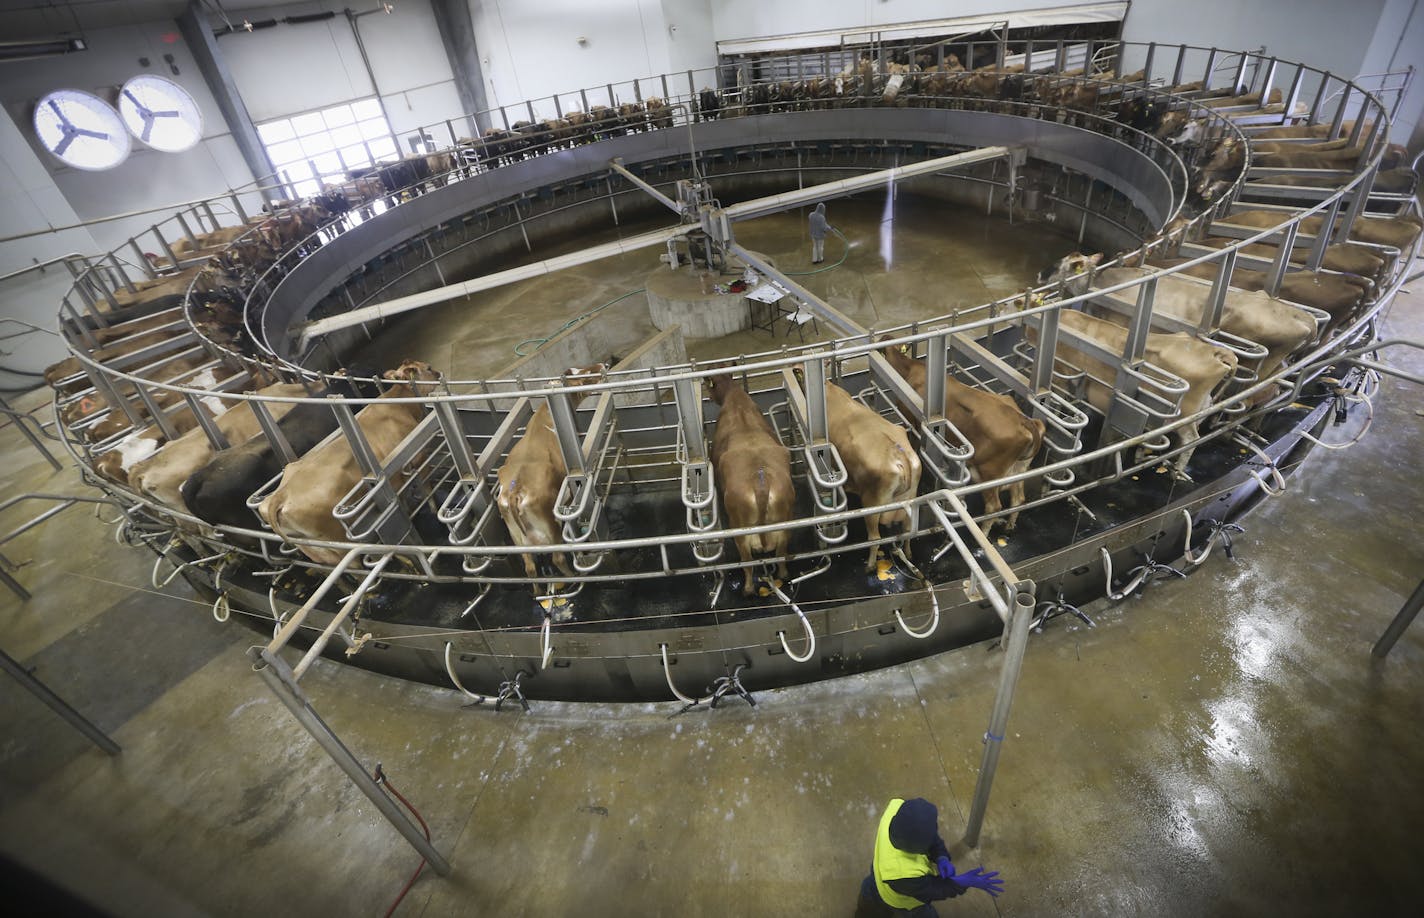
892;544;941;640
660;642;711;706
1236;437;1286;496
1181;509;1246;566
1298;371;1378;451
443;642;487;704
770;580;816;662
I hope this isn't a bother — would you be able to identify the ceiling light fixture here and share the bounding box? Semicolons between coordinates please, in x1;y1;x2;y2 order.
0;38;87;63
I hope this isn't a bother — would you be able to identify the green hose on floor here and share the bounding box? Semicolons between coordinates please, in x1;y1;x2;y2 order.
514;288;647;356
512;227;849;355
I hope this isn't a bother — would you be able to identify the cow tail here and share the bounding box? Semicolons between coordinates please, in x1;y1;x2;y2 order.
748;467;772;556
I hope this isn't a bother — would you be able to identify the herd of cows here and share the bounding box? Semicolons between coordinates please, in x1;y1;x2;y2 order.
46;58;1423;608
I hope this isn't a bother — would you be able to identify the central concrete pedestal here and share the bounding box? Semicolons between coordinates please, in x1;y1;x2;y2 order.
645;252;776;338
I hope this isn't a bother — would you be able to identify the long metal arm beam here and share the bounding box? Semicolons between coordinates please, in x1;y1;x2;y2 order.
298;224;692;346
722;147;1013;222
608;159;681;213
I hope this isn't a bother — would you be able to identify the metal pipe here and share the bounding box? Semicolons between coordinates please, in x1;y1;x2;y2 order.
292;553;393;680
608;159;680;212
267;548;365;653
961;584;1036;849
1;645;120;755
0;398;62;470
249;646;451;875
1373;578;1424;658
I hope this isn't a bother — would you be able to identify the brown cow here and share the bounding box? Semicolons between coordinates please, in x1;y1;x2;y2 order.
257;360;441;565
126;383;308;513
495;364;607;582
880;341;1044;533
1197;236;1386;280
1220;209;1422;252
84;361;233;442
1091;265;1316;382
1148;257;1371;332
817;376;922;570
44;308;187;389
1029;309;1238;477
707;374;795;596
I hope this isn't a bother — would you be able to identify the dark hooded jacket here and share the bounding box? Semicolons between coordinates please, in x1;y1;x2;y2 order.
808;202;829;240
881;798;966;905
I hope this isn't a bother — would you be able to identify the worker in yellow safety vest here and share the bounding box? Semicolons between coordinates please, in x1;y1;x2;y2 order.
855;797;1004;917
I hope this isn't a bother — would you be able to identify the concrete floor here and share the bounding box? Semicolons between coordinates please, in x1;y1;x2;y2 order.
2;195;1422;917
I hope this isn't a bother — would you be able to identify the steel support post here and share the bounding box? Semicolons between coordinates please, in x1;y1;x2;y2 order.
1305;198;1340;271
1333;167;1373;244
107;253;137;294
1373;579;1424;658
1;398;62;471
1201;248;1236;332
1202;48;1220;91
1029;311;1060;395
545;389;587;477
961;585;1038;849
178;3;275;202
1;646;120;755
249;646;451;875
1307;72;1333;127
1264;223;1296;296
184;392;230;451
1329;87;1351;139
1257;58;1277;101
672;377;707;461
174;210;198;246
152;225;180;271
133;382;181;441
129;239;156;279
252;399;297;464
924;333;948;419
800;358;829;444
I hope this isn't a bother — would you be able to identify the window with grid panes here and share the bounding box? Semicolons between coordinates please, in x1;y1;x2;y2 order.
256;98;398;197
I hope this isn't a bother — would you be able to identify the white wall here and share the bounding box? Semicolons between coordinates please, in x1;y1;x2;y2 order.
1358;0;1424;150
706;0;1080;40
0;108;100;378
468;0;716;119
219;0;466;141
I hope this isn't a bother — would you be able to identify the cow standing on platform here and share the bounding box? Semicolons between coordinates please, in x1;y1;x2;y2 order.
179;376;375;538
495;365;608;583
126;383;309;514
707;374;795;596
879;340;1045;534
257;360;440;565
819;376;922;571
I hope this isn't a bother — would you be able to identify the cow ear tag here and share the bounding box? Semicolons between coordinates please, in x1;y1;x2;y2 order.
875;558;895;581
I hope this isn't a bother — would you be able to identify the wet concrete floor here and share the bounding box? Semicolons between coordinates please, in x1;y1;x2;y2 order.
1;198;1421;916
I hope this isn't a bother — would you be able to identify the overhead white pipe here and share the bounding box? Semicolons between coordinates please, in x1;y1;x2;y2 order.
722;146;1013;222
297;224;692;346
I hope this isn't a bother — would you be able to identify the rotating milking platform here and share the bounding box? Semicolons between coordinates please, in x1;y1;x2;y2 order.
50;42;1421;709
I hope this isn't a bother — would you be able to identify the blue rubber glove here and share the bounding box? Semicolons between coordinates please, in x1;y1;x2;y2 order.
952;866;1005;898
936;856;952;879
